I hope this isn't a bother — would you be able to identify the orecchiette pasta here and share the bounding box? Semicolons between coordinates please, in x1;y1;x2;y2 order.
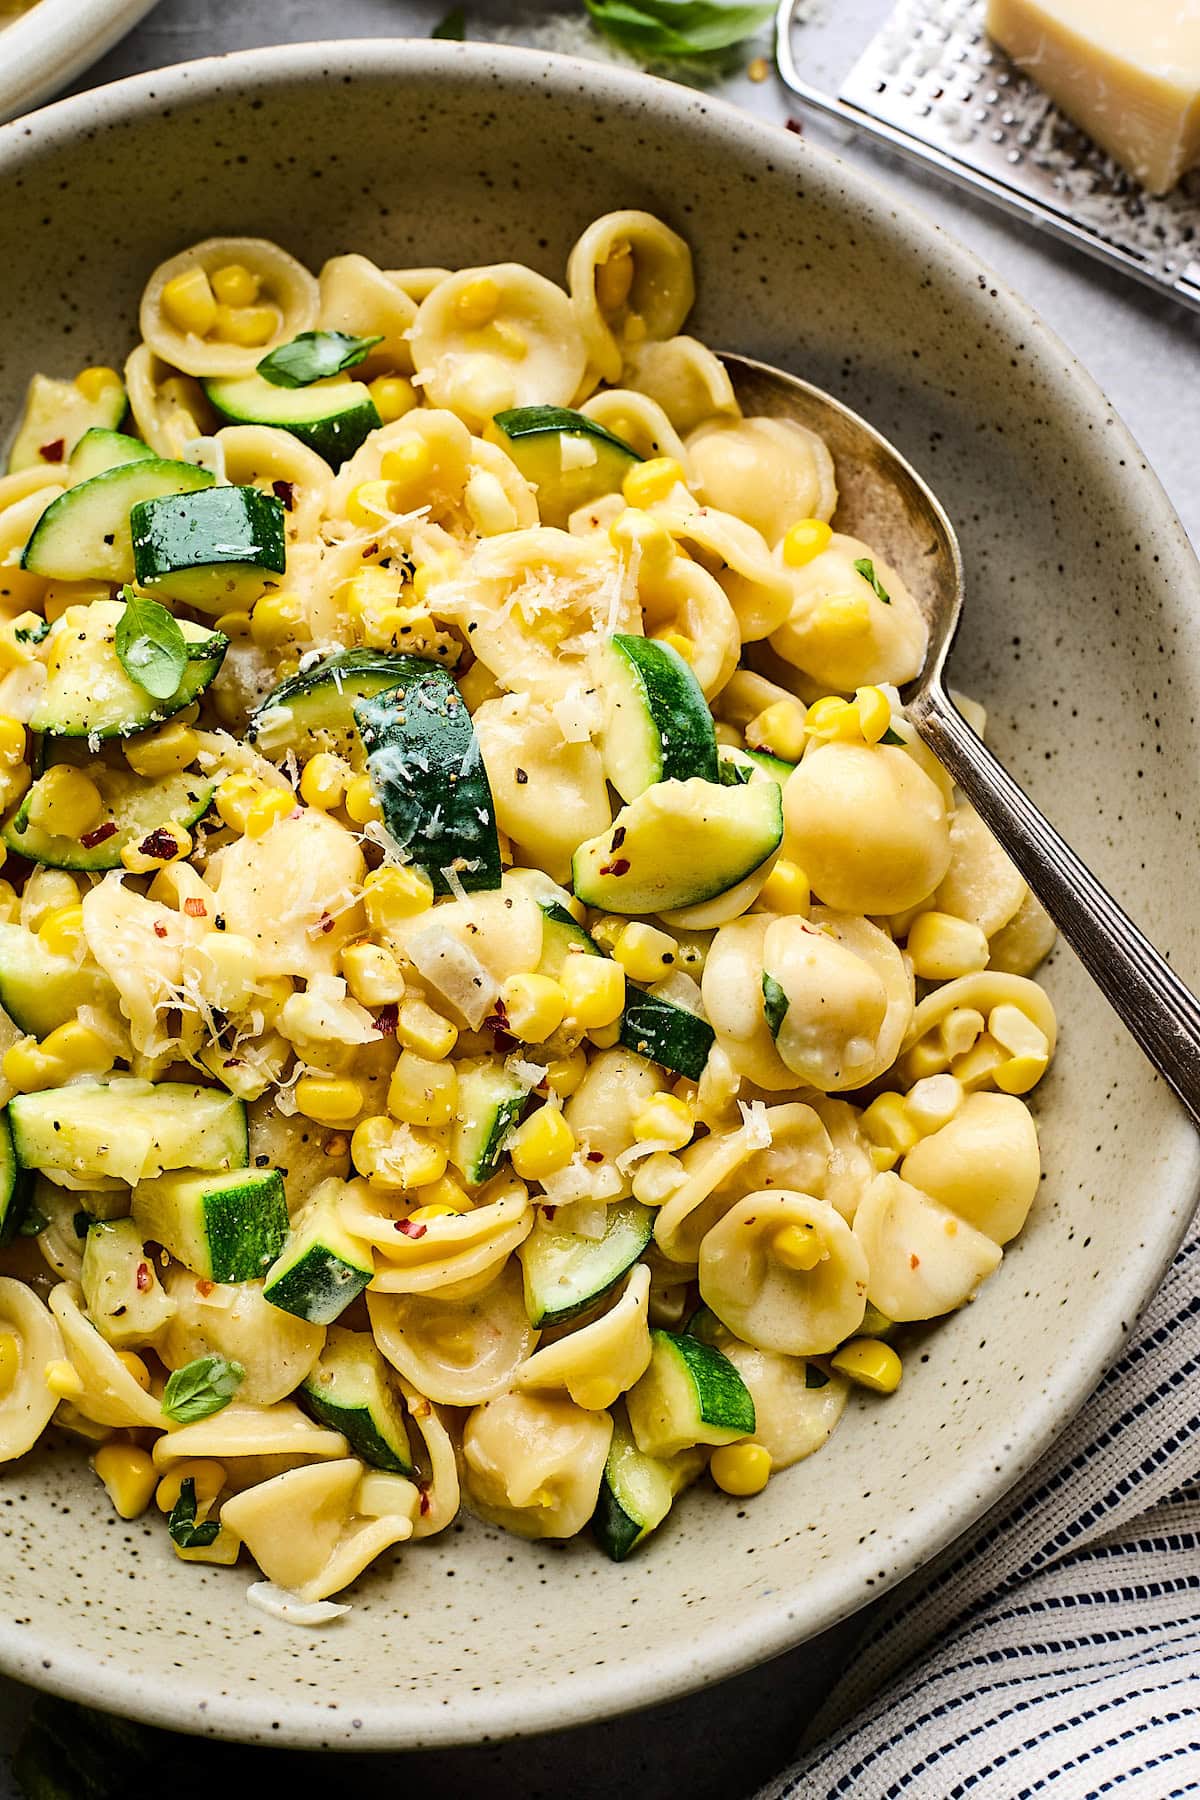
0;213;1060;1596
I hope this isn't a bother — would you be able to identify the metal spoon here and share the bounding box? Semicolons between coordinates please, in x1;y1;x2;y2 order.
721;352;1200;1127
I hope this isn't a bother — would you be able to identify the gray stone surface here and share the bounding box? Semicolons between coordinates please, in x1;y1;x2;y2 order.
0;0;1197;1790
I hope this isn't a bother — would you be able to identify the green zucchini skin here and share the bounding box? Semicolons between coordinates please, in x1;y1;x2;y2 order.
30;600;226;739
600;633;718;801
353;664;501;895
204;372;381;468
132;1167;290;1284
619;988;715;1081
0;1110;31;1246
0;922;118;1039
572;778;783;915
300;1326;415;1474
263;1188;374;1326
8;1079;248;1188
248;648;420;763
67;428;156;484
130;484;286;610
451;1062;529;1186
2;768;214;872
536;901;602;980
20;457;215;585
491;405;640;528
519;1200;654;1328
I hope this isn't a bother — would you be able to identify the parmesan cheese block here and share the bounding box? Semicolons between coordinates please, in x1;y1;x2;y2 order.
986;0;1200;194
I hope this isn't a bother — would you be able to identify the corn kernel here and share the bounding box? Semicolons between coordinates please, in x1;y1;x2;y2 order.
40;1020;113;1077
38;903;85;959
116;1351;152;1391
0;716;26;764
654;629;695;664
612;921;678;985
295;1076;364;1127
855;685;893;745
632;1093;694;1151
27;766;103;837
781;518;833;568
907;911;990;981
409;1203;458;1223
123;720;199;779
74;365;123;403
215;303;278;348
940;1006;986;1062
559;954;625;1030
631;1150;686;1207
213;773;262;834
44;1359;84;1400
381;436;435;506
93;1443;158;1520
454;276;501;329
464;468;519;537
3;1038;64;1094
587;1020;622;1049
352;1115;448;1190
608;508;676;577
745;700;807;763
861;1092;919;1156
250;591;306;649
831;1338;903;1394
209;263;259;307
244;787;295;839
489;318;528;360
395;996;458;1061
755;859;810;917
812;592;872;641
805;695;862;743
412;1173;473;1214
458;660;501;712
870;1143;899;1172
298;750;350;812
498;972;567;1044
988;1004;1050;1061
155;1459;226;1514
571;1374;622;1411
772;1222;825;1272
508;1105;576;1180
544;1049;587;1097
120;820;191;872
412;557;458;604
710;1442;772;1496
904;1073;963;1136
341;940;405;1008
595;243;634;313
161;267;218;337
388;1050;458;1128
364;864;434;933
0;1333;18;1399
622;457;686;509
951;1032;1008;1092
993;1053;1049;1095
369;375;418;422
346;480;394;529
344;772;383;826
214;609;253;640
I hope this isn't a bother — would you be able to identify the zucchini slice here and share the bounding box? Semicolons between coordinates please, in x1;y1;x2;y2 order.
519;1200;653;1328
30;599;227;739
68;428;156;485
130;484;286;613
572;777;783;915
536;900;602;980
599;633;717;802
3;765;214;871
132;1166;290;1284
7;372;127;474
490;405;640;528
619;987;715;1082
450;1061;529;1186
718;743;796;792
300;1325;415;1473
8;1077;248;1188
80;1218;175;1348
248;648;418;763
263;1183;374;1325
593;1403;699;1563
19;456;215;584
204;372;381;468
0;922;118;1039
354;663;502;895
626;1329;756;1459
0;1110;30;1246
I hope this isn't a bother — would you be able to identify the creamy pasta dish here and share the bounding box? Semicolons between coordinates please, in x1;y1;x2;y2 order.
0;214;1057;1613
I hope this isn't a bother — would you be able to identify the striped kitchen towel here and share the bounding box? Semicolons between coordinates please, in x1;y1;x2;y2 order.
759;1223;1200;1800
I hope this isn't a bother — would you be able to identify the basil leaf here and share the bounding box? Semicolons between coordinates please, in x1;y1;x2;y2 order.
805;1363;830;1390
432;7;466;37
880;726;906;746
761;972;788;1037
17;1204;48;1238
161;1353;245;1424
585;0;773;59
115;589;188;701
257;330;383;389
718;758;753;786
853;557;892;605
167;1476;221;1550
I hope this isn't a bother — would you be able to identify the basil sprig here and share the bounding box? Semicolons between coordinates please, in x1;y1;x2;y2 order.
584;0;773;59
853;557;892;604
257;330;383;389
161;1353;245;1424
761;972;788;1037
167;1476;221;1550
114;589;188;701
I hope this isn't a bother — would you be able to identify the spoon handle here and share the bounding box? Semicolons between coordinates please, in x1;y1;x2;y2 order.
912;688;1200;1129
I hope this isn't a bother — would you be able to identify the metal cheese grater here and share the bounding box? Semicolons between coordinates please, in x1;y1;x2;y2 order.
775;0;1200;315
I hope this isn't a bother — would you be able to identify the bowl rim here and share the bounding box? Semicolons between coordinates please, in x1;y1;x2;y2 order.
1;35;1198;1750
0;0;160;125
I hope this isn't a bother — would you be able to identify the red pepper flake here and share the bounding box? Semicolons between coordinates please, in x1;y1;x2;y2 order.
79;821;117;849
271;478;296;511
541;1204;557;1222
183;897;207;917
490;1028;517;1054
152;921;169;939
318;911;335;935
418;1487;432;1518
39;439;65;463
586;1150;605;1164
395;1218;427;1240
910;1253;921;1270
785;116;804;134
135;1262;151;1293
514;768;528;785
196;1278;215;1297
138;827;179;860
598;857;630;877
374;1003;398;1036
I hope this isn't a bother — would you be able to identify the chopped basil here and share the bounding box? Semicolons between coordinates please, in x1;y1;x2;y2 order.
114;588;188;701
585;0;773;58
432;7;466;37
880;726;906;746
805;1363;830;1390
17;1204;48;1238
256;330;383;389
761;972;788;1037
853;557;891;604
167;1476;221;1550
718;759;754;786
161;1353;245;1424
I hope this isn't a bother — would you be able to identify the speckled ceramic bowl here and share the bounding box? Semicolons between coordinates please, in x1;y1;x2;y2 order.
0;0;160;123
1;40;1198;1751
